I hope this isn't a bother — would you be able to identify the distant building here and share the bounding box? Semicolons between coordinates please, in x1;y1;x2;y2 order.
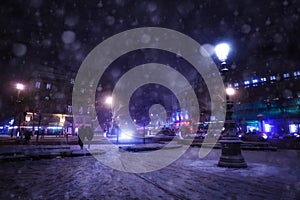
11;66;78;135
230;70;300;136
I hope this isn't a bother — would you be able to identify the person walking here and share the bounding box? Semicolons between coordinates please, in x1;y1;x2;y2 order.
24;130;31;144
78;126;85;150
65;129;69;144
41;129;45;139
86;126;94;149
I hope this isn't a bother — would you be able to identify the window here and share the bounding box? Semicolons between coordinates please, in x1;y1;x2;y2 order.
79;106;83;114
244;80;250;88
270;76;276;81
46;83;51;90
283;73;290;78
252;79;258;87
234;83;239;88
35;81;41;89
67;105;72;113
87;106;91;114
261;77;267;82
294;71;300;77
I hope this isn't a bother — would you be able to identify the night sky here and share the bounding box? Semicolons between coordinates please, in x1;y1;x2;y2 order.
0;0;299;121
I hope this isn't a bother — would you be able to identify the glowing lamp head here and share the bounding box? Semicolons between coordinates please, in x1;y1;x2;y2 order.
226;87;235;96
105;97;113;105
16;83;24;91
215;43;230;61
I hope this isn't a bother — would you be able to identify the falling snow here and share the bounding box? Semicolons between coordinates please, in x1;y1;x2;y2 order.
105;16;115;26
12;43;27;57
61;30;76;44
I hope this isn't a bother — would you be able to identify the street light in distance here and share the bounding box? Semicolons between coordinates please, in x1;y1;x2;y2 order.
16;83;25;102
105;96;113;105
226;87;236;96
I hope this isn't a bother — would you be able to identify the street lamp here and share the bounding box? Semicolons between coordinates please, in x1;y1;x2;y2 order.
105;96;113;105
226;87;236;96
15;83;25;138
105;96;118;142
215;43;247;168
16;83;24;102
215;43;230;72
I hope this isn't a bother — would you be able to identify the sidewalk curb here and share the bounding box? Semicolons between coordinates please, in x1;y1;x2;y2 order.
118;144;182;152
0;147;105;162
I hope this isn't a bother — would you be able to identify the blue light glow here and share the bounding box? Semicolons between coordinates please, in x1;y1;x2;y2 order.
246;125;258;132
120;130;133;140
8;119;14;125
289;124;298;133
264;124;272;132
185;114;189;120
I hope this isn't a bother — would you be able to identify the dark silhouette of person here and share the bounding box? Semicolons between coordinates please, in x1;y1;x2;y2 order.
86;126;94;149
78;126;86;150
41;129;45;139
24;130;31;144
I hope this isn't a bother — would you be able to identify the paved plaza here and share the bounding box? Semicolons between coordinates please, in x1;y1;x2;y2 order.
0;141;299;199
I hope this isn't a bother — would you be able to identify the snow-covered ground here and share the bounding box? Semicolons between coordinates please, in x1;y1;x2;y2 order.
0;147;299;200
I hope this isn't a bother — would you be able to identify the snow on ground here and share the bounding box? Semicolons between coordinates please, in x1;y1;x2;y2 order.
0;147;299;200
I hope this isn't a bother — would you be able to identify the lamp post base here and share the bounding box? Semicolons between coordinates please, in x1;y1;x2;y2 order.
218;137;247;168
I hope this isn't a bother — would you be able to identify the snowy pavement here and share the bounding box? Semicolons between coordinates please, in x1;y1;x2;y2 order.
0;146;299;200
0;143;183;161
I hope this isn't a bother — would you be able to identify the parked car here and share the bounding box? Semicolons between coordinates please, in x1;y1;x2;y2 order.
156;127;176;136
239;131;268;141
283;133;300;139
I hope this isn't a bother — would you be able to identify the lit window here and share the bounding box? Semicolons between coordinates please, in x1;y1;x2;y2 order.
67;105;72;113
264;124;272;133
252;79;258;87
234;83;239;88
46;83;51;90
289;124;298;133
79;106;83;114
244;80;250;88
270;76;276;81
261;77;267;82
35;81;41;89
283;73;290;78
294;71;300;77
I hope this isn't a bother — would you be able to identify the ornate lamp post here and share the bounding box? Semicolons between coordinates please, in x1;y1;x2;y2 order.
105;96;118;143
16;83;24;102
215;43;247;168
15;83;25;137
